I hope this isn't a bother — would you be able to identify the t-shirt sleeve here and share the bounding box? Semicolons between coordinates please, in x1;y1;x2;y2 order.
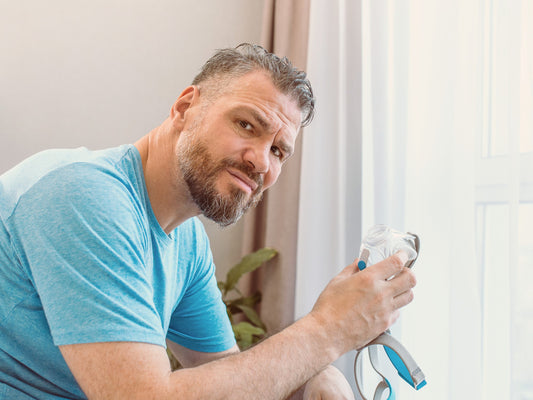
166;220;236;353
10;164;166;347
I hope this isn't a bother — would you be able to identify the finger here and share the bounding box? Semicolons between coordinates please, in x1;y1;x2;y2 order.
393;288;415;309
371;251;409;280
388;267;417;297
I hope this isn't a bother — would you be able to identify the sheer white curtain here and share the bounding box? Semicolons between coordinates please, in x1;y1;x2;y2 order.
363;0;532;399
363;2;484;398
295;0;362;389
298;0;532;398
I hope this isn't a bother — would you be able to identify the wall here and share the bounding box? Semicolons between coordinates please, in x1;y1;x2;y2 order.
0;0;264;277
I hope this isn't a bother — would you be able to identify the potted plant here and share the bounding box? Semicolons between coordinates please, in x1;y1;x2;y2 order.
167;247;277;369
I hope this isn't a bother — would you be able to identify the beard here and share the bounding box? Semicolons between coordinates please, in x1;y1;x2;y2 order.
178;137;264;227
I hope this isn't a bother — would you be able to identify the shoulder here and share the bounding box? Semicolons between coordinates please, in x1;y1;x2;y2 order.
7;146;149;246
44;145;142;197
1;145;143;218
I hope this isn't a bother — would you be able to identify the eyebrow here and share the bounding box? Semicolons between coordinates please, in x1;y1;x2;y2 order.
279;142;294;159
237;106;295;158
248;109;271;131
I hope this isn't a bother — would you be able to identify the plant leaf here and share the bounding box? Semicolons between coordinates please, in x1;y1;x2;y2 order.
234;291;262;307
232;322;266;350
235;304;265;330
225;291;261;311
224;248;277;294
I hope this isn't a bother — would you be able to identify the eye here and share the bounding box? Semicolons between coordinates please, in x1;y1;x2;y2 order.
271;146;283;159
239;120;253;130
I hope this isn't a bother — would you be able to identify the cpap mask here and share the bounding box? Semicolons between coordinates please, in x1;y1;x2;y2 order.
354;225;427;400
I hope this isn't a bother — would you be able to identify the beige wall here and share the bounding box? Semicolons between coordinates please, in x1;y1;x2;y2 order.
0;0;264;277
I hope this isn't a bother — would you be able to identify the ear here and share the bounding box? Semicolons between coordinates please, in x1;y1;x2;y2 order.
169;86;200;128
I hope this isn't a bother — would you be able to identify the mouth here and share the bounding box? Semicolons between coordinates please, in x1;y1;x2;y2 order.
226;168;259;194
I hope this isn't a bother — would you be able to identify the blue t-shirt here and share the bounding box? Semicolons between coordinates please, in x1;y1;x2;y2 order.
0;145;235;399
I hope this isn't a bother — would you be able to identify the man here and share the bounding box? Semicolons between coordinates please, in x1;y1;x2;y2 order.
0;44;416;399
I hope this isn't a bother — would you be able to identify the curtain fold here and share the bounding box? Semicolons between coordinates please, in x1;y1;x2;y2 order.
295;0;363;389
240;0;311;333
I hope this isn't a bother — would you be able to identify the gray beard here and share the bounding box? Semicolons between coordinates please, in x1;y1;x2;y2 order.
178;139;263;227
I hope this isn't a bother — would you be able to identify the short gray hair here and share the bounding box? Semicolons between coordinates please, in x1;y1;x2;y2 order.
192;43;315;127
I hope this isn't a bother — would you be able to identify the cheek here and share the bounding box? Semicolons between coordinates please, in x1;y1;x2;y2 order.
263;164;281;189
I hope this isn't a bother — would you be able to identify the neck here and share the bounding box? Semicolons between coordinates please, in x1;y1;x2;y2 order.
134;123;199;234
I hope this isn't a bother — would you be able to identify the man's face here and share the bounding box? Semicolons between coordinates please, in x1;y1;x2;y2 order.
177;71;302;227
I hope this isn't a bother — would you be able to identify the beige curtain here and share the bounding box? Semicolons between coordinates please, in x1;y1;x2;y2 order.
241;0;311;333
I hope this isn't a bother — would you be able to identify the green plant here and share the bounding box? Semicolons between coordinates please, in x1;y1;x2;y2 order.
218;247;277;350
167;247;277;369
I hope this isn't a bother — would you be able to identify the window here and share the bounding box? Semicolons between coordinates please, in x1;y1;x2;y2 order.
477;0;533;397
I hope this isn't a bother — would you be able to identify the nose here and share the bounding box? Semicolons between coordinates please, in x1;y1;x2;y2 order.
243;144;270;174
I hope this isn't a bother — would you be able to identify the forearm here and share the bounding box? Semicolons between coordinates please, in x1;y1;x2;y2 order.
61;314;341;400
62;256;415;400
168;315;338;400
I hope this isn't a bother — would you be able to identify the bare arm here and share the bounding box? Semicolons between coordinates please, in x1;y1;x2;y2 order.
167;334;353;400
166;340;240;368
60;316;335;400
59;253;415;400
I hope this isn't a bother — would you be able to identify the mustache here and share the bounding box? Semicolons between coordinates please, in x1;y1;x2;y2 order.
218;158;264;192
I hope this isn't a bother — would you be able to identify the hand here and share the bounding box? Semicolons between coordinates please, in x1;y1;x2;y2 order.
303;365;355;400
309;251;416;355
